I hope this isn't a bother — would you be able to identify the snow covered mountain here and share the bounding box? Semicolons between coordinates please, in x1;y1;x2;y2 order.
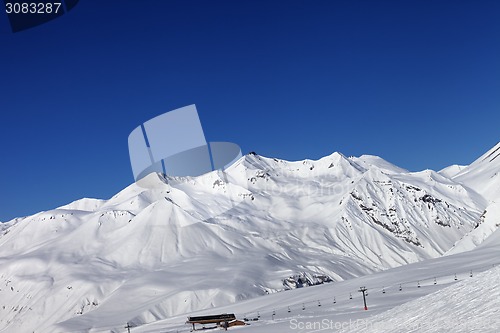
0;144;498;332
442;142;500;255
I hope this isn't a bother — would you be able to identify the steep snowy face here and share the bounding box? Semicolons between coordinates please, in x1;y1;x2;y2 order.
239;153;484;256
0;151;489;332
453;142;500;202
439;142;500;254
446;201;500;255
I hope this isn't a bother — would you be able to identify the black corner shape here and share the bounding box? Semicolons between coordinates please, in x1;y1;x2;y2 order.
5;0;79;33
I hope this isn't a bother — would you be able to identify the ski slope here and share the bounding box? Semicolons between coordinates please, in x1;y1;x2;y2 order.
122;231;500;333
341;266;500;333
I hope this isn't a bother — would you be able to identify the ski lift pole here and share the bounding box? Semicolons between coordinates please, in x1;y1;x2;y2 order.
359;286;368;310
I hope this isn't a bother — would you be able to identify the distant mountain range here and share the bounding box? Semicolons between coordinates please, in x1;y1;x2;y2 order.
0;142;499;332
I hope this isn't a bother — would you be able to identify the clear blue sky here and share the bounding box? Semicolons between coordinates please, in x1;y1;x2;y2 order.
1;1;499;221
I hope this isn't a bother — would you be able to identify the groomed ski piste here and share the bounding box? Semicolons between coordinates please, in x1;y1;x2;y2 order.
69;230;499;333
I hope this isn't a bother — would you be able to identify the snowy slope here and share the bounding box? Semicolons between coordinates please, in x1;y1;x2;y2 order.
126;233;500;333
440;142;500;254
58;198;106;212
438;164;466;178
477;223;500;249
453;141;500;202
0;147;495;332
446;201;500;255
350;155;408;174
341;266;500;333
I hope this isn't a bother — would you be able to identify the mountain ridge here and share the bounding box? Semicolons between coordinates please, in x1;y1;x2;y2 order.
0;144;498;332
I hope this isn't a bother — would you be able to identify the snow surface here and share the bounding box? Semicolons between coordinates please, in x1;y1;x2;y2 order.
341;266;500;333
122;233;500;333
453;141;500;202
349;155;408;174
58;198;106;212
446;201;500;255
442;141;500;255
438;164;466;179
0;143;499;332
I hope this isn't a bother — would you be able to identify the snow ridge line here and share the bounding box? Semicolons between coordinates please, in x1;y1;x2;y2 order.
482;143;500;162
